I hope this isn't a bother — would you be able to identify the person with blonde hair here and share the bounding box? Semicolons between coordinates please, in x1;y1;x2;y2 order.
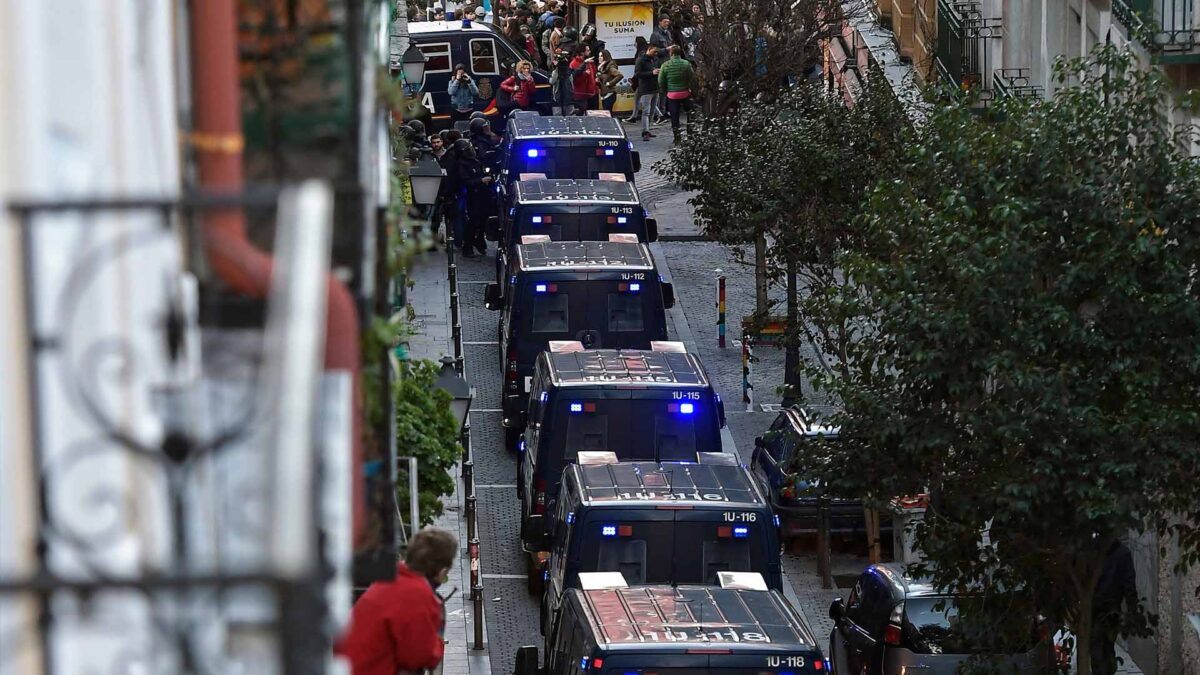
335;528;459;675
501;59;539;113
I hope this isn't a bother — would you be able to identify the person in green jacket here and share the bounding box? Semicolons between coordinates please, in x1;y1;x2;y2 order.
657;45;695;144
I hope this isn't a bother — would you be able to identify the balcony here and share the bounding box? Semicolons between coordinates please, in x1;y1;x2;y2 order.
992;68;1044;100
1115;0;1200;62
935;0;1002;97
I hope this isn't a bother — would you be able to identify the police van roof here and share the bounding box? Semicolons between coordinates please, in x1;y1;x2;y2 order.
514;179;639;204
569;461;766;508
516;240;653;271
547;349;710;388
577;585;817;649
407;20;504;35
509;115;626;139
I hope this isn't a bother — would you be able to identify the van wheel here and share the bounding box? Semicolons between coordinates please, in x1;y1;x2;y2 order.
506;426;522;454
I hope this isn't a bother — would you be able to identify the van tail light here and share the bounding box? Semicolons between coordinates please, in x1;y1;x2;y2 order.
505;348;519;392
812;659;824;671
533;477;547;514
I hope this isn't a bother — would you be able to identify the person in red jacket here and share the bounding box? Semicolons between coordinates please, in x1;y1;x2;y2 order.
335;528;458;675
501;60;538;112
569;44;598;113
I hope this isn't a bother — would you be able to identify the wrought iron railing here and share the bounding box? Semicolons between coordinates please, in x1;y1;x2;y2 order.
992;68;1045;100
1;187;343;674
935;0;1003;99
1115;0;1200;54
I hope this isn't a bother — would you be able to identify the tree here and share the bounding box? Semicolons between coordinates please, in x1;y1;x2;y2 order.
659;71;907;401
806;46;1200;672
395;359;462;527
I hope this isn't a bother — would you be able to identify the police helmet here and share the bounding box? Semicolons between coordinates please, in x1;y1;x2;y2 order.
469;111;488;121
453;138;476;157
406;119;427;136
563;25;579;41
469;117;490;135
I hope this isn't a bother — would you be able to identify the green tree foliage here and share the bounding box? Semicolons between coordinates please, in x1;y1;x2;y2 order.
659;72;907;399
395;360;462;527
807;46;1200;671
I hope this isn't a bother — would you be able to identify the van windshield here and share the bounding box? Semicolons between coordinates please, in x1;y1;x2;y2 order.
578;516;770;586
512;210;646;244
511;141;633;179
522;281;662;340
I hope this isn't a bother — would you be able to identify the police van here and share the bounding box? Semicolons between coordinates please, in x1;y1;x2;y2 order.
488;178;658;283
484;236;676;450
515;573;828;675
516;342;727;561
538;453;782;621
497;114;640;201
408;20;551;126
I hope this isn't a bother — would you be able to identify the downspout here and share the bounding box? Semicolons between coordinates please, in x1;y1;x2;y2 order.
188;0;365;543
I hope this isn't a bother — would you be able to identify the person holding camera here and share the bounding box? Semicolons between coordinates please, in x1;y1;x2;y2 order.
447;64;480;124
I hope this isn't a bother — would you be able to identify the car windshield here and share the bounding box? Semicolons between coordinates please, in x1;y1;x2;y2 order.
903;597;1036;655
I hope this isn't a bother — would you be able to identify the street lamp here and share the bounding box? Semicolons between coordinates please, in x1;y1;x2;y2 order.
409;157;446;206
433;355;472;433
400;43;428;93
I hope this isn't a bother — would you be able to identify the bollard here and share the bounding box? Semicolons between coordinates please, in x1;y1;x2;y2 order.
466;493;477;542
469;537;481;590
716;270;726;348
472;584;485;650
742;337;754;412
817;495;833;589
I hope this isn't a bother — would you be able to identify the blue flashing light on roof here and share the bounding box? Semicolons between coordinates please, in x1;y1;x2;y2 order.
580;658;590;670
527;148;541;158
509;207;515;216
570;402;583;413
540;392;548;402
617;216;627;224
604;148;615;156
627;141;634;151
733;525;749;538
535;283;548;293
518;440;526;452
532;216;543;224
774;514;781;527
679;402;695;415
567;512;575;524
628;282;640;292
601;525;617;537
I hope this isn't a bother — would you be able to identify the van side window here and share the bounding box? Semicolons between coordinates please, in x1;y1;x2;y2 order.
470;38;499;75
417;42;452;73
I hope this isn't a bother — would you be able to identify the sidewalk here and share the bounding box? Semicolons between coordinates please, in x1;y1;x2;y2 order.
406;249;492;675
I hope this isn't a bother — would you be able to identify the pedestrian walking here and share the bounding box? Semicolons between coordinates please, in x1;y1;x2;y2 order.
633;45;660;141
627;37;650;123
334;528;459;675
1091;539;1138;675
447;64;480;124
657;45;695;144
596;50;623;114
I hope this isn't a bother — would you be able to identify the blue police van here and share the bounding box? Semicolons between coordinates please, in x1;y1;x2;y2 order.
497;114;640;201
539;453;783;623
408;20;551;126
516;573;829;675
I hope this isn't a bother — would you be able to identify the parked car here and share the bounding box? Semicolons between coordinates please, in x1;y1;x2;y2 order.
751;406;889;542
828;563;1054;674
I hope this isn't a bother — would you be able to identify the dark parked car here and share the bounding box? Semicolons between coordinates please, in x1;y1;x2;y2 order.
751;407;887;541
828;564;1053;675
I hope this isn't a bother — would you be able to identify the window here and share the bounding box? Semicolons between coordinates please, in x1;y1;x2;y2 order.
607;292;644;332
596;539;647;584
418;42;452;73
654;414;697;459
530;293;569;333
701;539;751;583
470;38;499;75
565;414;608;453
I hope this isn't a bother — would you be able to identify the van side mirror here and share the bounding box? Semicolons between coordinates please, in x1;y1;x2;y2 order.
484;283;503;310
754;435;764;449
717;396;727;428
514;646;540;675
661;282;675;309
631;150;642;173
646;217;659;242
486;215;501;241
829;598;846;622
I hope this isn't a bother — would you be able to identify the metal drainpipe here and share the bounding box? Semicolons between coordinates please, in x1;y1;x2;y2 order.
187;0;366;542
